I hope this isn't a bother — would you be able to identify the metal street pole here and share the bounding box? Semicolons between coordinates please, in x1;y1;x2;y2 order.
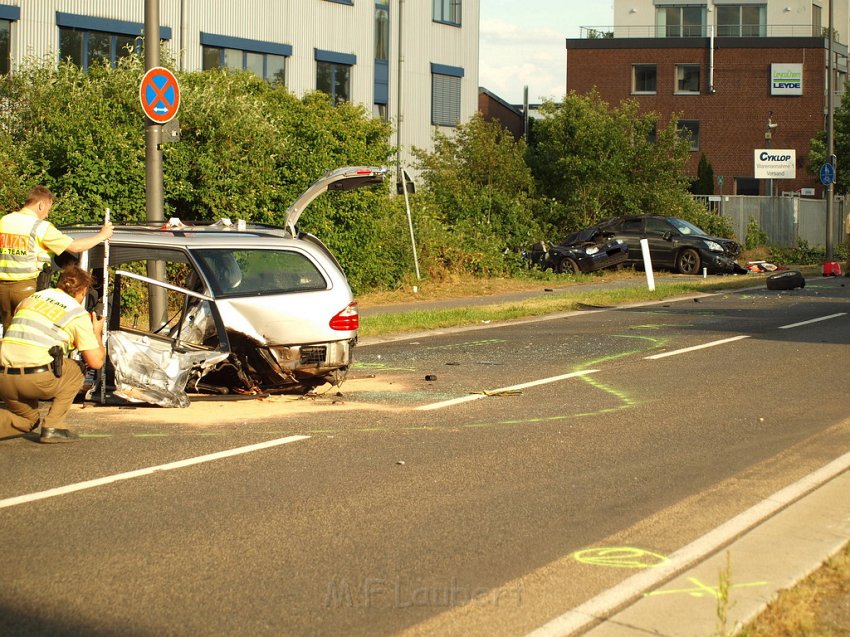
826;0;835;261
144;0;167;327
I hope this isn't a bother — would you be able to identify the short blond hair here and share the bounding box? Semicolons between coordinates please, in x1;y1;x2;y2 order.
24;185;55;208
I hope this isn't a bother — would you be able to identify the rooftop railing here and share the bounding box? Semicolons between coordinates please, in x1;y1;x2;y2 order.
579;24;826;39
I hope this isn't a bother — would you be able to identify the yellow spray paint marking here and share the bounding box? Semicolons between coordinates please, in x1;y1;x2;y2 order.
573;547;669;569
645;576;768;599
351;362;416;372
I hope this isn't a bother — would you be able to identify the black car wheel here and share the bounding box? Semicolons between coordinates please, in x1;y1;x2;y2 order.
676;248;701;275
557;257;580;275
766;270;805;290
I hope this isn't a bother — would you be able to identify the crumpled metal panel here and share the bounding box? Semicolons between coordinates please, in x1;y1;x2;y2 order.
109;332;229;408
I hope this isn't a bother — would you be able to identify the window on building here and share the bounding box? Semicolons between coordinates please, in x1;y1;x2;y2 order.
433;0;462;26
200;34;290;84
202;46;287;84
675;64;700;94
633;64;657;94
315;49;356;105
374;2;390;119
735;177;759;195
656;6;705;37
59;28;139;70
317;61;351;104
56;13;171;71
431;64;463;126
677;120;700;151
0;6;17;76
716;4;767;37
0;19;10;75
812;3;822;37
373;104;388;120
375;4;389;61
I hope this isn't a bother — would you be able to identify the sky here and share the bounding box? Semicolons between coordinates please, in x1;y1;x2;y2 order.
479;1;614;105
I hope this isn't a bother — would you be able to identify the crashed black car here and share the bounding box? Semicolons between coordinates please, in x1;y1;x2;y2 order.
591;215;745;275
525;226;629;275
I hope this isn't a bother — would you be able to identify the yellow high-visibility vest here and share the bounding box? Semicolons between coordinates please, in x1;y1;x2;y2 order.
3;288;87;355
0;212;50;281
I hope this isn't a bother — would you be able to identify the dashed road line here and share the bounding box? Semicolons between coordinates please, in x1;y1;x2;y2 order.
643;335;750;360
779;312;846;330
415;369;600;411
0;435;310;510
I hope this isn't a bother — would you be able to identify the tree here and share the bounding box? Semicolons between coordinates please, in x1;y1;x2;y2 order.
809;82;850;196
0;53;407;292
412;113;539;275
694;153;714;195
526;90;697;235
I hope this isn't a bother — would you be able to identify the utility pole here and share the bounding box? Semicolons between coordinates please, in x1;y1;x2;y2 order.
144;0;167;327
826;0;835;261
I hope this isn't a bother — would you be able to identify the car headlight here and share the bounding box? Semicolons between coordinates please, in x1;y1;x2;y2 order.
585;246;599;255
705;240;723;252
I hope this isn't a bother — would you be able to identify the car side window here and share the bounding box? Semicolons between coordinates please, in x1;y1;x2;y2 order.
645;218;671;236
194;248;328;297
620;218;643;234
103;246;214;346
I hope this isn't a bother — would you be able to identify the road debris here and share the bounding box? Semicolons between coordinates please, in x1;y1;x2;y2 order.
469;389;522;397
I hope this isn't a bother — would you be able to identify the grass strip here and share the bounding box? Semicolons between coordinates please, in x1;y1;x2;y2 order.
360;277;760;338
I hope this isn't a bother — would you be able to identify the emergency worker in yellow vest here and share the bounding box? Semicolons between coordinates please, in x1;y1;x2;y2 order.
0;185;113;332
0;265;105;443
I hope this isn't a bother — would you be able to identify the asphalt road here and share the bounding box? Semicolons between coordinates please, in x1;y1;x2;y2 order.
2;277;850;636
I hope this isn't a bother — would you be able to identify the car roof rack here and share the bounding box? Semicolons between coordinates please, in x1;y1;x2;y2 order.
59;218;295;238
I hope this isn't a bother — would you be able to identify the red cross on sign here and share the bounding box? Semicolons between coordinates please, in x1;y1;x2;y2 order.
140;66;180;124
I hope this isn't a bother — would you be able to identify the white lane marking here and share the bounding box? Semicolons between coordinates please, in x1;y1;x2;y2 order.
524;449;850;637
644;335;750;360
416;370;599;411
779;312;846;330
0;435;310;510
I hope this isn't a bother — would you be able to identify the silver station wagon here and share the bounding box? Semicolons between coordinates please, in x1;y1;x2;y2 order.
56;166;387;407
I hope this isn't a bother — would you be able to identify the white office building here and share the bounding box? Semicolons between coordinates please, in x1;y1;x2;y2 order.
0;1;480;174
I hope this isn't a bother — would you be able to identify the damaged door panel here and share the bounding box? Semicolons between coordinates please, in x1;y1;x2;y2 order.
108;270;230;408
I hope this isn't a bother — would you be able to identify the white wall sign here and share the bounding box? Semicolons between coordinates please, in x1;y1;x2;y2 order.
771;63;803;95
754;149;796;179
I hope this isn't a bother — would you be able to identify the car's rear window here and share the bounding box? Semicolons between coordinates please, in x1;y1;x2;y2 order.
193;249;328;297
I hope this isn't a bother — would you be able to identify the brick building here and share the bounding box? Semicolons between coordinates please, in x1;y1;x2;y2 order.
566;0;848;197
478;87;525;140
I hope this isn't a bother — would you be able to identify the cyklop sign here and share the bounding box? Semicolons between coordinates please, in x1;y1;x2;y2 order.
771;63;803;95
754;149;796;179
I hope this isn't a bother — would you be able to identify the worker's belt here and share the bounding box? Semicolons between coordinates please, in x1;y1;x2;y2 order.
0;365;51;375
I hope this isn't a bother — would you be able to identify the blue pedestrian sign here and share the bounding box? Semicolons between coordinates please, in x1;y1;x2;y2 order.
139;67;180;124
820;161;836;186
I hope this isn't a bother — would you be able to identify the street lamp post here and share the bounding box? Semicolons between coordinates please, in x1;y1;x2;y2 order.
765;112;778;197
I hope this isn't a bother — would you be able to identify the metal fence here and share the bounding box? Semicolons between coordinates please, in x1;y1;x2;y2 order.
695;195;846;249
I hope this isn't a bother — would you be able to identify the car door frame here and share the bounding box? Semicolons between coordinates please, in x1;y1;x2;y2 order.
106;269;231;407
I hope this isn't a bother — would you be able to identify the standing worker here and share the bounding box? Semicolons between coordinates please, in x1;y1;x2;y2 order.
0;185;113;332
0;265;106;442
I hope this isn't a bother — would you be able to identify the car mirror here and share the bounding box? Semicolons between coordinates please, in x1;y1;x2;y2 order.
662;231;673;241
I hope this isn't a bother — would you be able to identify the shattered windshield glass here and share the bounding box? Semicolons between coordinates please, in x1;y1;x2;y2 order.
193;249;329;298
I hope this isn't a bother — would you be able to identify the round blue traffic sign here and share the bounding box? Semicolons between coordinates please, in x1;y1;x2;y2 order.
140;66;180;124
820;162;836;186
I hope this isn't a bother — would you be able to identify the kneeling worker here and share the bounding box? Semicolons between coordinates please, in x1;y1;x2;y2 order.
0;265;105;443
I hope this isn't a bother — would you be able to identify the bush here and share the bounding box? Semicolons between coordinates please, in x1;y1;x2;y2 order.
745;218;770;250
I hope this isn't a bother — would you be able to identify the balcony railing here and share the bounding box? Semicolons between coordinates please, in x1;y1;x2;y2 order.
579;24;825;39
